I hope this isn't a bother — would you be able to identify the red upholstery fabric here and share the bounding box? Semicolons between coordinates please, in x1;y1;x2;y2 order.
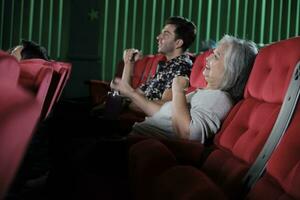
43;61;72;117
129;139;178;200
0;84;41;199
18;59;54;120
246;105;300;200
131;54;166;88
0;51;20;86
155;166;228;200
186;49;212;93
129;36;300;199
48;61;72;100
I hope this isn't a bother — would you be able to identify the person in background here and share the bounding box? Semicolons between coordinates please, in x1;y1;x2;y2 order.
9;39;49;61
111;35;258;143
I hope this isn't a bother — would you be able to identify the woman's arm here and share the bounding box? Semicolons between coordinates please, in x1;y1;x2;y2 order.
171;76;191;139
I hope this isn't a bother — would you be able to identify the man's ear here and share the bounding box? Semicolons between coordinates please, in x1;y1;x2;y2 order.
175;39;184;49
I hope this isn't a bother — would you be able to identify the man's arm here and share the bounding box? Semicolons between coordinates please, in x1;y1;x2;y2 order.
121;49;142;84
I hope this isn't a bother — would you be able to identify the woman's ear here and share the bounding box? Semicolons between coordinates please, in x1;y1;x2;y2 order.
175;39;184;49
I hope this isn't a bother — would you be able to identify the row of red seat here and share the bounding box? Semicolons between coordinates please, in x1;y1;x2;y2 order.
18;58;71;120
87;51;210;106
0;51;71;199
128;36;300;199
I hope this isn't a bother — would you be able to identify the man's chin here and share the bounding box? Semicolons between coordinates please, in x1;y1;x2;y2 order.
157;49;165;55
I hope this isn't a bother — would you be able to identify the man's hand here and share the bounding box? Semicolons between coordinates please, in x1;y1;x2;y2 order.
110;78;135;98
123;49;143;64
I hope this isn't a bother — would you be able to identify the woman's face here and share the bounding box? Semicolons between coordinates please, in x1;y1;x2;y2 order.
203;43;228;89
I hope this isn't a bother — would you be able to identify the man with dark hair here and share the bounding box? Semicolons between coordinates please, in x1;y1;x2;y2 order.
9;39;49;61
120;16;197;113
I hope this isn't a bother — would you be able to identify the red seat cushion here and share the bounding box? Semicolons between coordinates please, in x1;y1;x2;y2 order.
18;59;54;119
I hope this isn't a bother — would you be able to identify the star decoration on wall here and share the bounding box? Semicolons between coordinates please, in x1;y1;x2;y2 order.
88;8;99;21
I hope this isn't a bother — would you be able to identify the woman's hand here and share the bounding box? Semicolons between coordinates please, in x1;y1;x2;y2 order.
172;76;189;93
110;78;135;98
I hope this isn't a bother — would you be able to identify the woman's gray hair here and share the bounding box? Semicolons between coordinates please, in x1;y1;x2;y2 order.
218;35;258;102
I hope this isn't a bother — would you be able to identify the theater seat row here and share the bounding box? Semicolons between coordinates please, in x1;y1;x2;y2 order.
87;51;211;107
18;58;72;120
0;51;71;199
128;36;300;200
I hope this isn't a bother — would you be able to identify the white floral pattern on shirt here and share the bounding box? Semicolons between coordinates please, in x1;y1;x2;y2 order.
139;54;193;100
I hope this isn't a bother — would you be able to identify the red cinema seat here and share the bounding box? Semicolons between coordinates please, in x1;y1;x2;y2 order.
246;103;300;200
0;51;20;86
53;61;72;101
129;36;300;200
0;85;41;199
131;54;166;89
42;61;72;118
0;53;42;198
18;59;54;120
186;50;212;93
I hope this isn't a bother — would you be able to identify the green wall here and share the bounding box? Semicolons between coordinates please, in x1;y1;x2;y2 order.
0;0;299;98
0;0;70;59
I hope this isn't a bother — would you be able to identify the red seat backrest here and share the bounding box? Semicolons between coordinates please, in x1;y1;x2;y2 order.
0;51;20;86
131;54;166;89
43;61;72;117
0;84;41;199
246;105;300;200
186;50;212;93
18;59;54;120
200;36;300;199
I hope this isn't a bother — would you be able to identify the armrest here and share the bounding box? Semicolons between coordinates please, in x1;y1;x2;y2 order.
85;80;111;106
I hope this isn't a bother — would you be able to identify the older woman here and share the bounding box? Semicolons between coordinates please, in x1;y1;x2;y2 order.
111;35;258;143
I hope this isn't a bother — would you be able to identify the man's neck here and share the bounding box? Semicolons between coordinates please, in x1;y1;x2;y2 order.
165;50;184;61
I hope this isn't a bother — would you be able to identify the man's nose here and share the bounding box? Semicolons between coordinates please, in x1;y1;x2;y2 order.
156;33;162;40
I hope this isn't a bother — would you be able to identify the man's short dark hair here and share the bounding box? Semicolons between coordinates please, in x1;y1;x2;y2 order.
165;16;196;52
21;39;49;60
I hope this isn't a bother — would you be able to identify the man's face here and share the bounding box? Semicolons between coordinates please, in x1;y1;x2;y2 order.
10;45;23;61
156;24;178;54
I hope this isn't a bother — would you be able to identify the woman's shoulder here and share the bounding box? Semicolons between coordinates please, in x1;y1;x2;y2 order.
196;89;233;102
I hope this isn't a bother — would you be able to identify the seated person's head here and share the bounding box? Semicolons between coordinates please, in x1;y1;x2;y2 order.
199;39;216;52
158;16;196;54
9;40;49;61
203;35;258;102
